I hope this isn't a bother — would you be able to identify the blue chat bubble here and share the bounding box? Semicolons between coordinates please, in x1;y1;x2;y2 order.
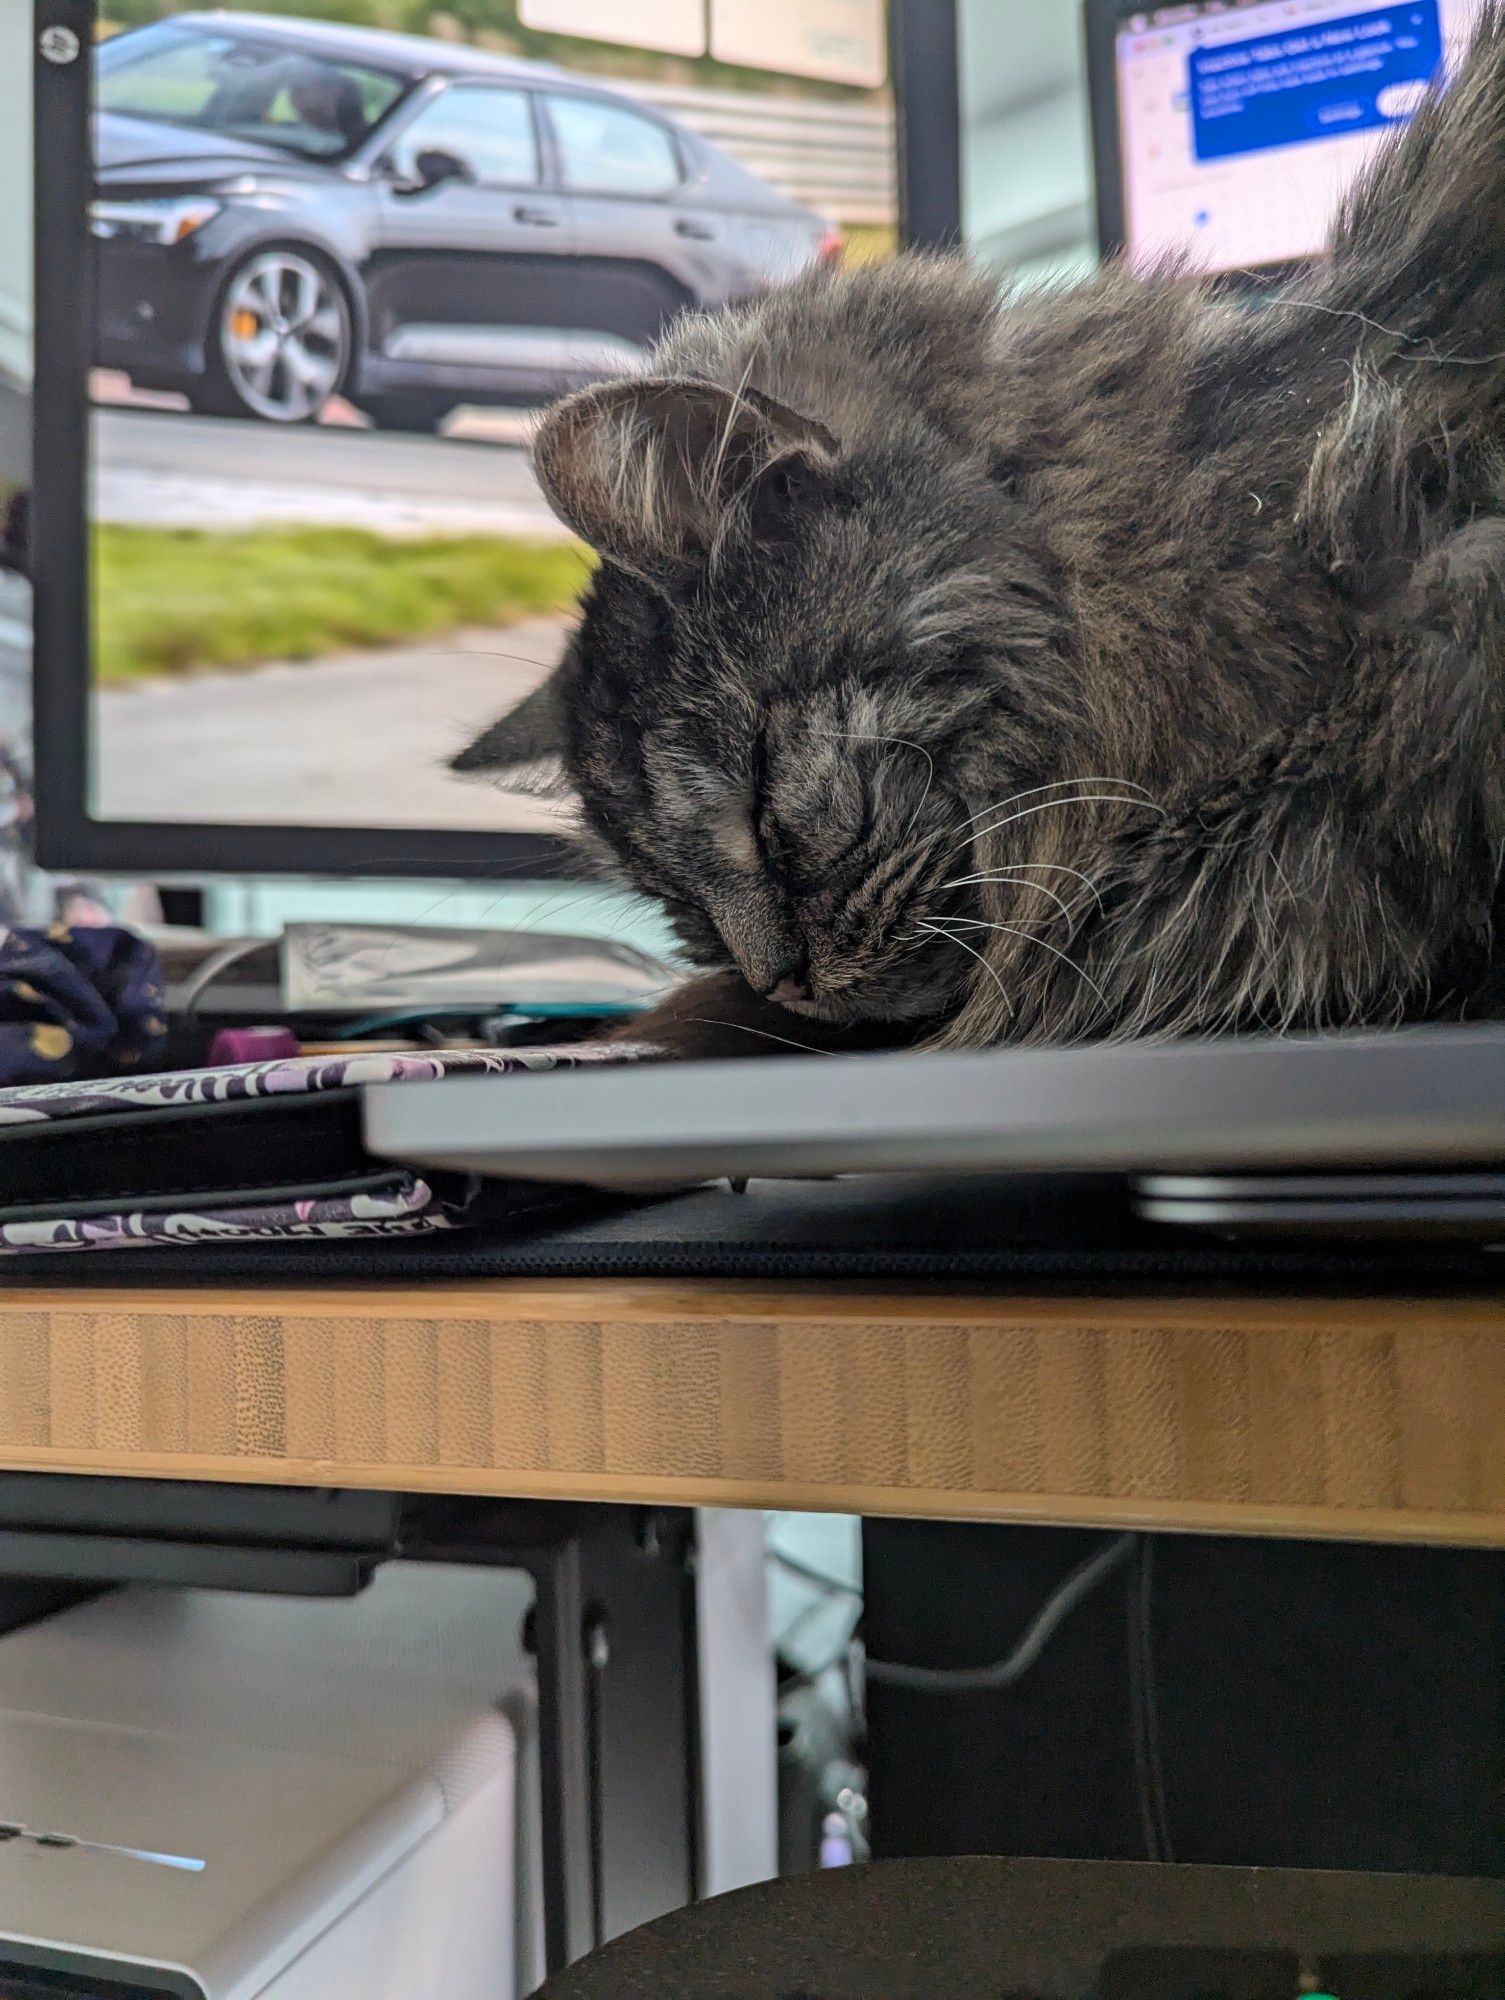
1189;4;1442;161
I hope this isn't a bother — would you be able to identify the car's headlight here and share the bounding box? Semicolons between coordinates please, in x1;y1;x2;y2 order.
90;197;222;246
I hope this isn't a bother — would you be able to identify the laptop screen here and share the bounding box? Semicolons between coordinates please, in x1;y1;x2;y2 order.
1113;0;1487;274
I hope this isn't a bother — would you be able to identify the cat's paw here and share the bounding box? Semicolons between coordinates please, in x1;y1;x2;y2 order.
612;972;911;1061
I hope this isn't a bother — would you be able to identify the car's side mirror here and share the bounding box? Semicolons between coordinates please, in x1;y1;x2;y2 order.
392;147;476;196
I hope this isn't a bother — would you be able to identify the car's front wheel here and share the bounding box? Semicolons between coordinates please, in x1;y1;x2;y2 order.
192;247;352;424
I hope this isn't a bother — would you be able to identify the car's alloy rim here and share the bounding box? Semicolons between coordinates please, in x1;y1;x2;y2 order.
220;251;348;421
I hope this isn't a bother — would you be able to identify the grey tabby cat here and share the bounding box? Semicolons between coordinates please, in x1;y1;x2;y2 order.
458;12;1505;1059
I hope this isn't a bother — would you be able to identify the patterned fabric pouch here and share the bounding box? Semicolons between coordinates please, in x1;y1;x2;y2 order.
0;1044;642;1254
0;924;168;1083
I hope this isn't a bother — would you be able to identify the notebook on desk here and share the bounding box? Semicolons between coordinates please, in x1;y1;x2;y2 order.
0;1043;642;1256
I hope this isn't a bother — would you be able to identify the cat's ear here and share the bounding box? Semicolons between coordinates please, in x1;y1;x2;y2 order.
450;669;562;775
532;376;839;578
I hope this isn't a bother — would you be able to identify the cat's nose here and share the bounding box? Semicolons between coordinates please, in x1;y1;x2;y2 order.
760;956;810;1004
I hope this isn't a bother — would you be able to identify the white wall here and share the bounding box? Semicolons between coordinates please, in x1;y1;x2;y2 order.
958;1;1096;283
0;0;31;401
695;1511;778;1899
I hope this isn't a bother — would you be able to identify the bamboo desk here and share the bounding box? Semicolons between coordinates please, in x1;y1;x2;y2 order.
0;1280;1500;1544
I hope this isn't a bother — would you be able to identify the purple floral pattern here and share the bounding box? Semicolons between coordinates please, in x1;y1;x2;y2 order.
0;1040;647;1254
0;1040;644;1125
0;924;168;1085
1;1176;448;1253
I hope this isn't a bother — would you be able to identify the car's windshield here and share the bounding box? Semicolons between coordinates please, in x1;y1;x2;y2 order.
96;22;410;161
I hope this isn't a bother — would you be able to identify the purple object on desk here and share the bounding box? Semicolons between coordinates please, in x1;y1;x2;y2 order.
207;1025;300;1066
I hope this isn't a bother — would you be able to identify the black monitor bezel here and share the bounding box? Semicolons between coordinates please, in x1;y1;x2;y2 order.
31;0;577;881
1083;0;1133;260
892;0;961;252
30;0;956;879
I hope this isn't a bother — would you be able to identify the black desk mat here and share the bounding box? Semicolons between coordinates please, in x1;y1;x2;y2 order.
8;1173;1503;1289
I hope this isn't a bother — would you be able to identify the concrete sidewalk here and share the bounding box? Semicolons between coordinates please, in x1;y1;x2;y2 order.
94;614;575;835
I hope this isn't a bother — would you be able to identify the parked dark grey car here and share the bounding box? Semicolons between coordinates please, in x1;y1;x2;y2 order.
94;13;839;427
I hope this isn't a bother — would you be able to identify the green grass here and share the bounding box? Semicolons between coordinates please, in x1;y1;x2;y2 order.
94;524;591;682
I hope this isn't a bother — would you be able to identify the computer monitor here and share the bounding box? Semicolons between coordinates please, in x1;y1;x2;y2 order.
28;0;900;879
1087;0;1490;276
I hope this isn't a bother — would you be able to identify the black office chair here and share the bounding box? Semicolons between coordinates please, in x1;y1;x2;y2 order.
536;1856;1505;1999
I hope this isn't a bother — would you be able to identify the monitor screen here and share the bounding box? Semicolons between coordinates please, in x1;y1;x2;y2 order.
60;0;895;868
1113;0;1487;275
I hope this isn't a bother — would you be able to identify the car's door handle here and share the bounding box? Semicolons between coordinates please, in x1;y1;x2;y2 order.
514;204;561;227
674;217;716;240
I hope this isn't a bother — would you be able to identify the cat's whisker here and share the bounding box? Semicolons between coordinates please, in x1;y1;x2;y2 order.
942;914;1112;1015
954;775;1156;837
940;795;1157;882
717;348;763;474
917;919;1016;1020
441;648;570;672
948;868;1079;930
958;792;1165;853
944;859;1105;914
1251;288;1505;367
678;1016;837;1056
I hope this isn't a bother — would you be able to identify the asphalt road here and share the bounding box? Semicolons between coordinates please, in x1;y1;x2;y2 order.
17;402;578;829
92;403;567;537
94;613;575;833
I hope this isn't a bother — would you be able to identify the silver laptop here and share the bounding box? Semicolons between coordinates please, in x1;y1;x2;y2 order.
364;1025;1505;1237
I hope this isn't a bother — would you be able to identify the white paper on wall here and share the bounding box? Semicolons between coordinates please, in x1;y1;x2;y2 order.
519;0;706;58
710;0;886;89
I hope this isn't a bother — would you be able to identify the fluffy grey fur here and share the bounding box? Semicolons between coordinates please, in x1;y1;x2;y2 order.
457;12;1505;1058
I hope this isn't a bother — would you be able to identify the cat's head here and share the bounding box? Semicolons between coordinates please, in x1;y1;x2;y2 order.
456;375;1073;1029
